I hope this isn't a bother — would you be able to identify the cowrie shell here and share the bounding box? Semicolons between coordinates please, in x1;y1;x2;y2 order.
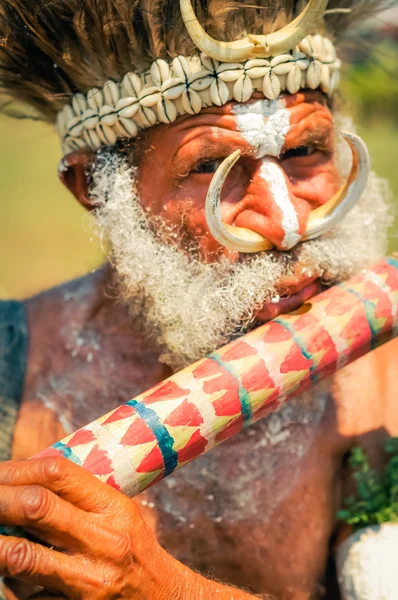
150;59;170;87
157;97;178;124
115;118;138;138
306;60;322;89
271;54;294;74
70;136;86;149
139;86;161;107
66;138;80;151
320;64;330;93
216;63;244;82
182;88;203;114
210;79;229;106
244;59;270;79
201;55;219;72
56;111;68;136
292;52;310;71
233;75;253;103
181;88;203;115
122;73;142;98
138;106;157;127
87;88;104;111
188;71;213;91
116;97;140;118
172;56;191;80
329;70;340;96
72;93;87;115
162;78;185;100
96;123;117;146
263;71;281;100
82;109;99;130
298;37;313;57
68;116;84;138
312;34;325;60
63;141;73;154
324;38;337;62
103;81;120;106
99;105;117;126
286;65;302;94
62;104;75;123
83;128;102;150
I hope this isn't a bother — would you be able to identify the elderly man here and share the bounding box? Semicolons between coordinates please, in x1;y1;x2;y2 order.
0;1;397;598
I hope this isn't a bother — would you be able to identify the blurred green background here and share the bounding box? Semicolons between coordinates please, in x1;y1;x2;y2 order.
0;16;397;300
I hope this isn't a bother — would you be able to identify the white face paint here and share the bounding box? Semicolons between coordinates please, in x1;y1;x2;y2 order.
232;99;299;250
232;99;291;159
259;158;301;250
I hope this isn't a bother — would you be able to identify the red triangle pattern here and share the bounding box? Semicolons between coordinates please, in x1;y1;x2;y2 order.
144;380;189;405
103;404;136;425
68;428;96;447
165;398;204;427
215;416;244;444
83;444;113;475
203;369;238;396
241;358;275;393
221;340;257;362
106;474;121;491
37;447;63;459
280;342;312;374
213;390;241;417
121;417;156;446
136;444;164;473
192;358;222;380
178;429;208;463
262;321;291;343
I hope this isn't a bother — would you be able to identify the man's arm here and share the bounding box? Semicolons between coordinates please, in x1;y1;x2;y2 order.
0;458;267;600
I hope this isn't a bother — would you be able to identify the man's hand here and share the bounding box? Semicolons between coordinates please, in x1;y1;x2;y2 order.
0;457;181;600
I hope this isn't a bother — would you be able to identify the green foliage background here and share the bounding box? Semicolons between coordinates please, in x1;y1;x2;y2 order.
0;41;397;300
338;438;398;531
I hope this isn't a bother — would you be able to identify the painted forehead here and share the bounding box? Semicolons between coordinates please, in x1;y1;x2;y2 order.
159;91;333;160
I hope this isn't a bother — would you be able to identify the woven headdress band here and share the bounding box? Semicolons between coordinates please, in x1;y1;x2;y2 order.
57;35;340;154
56;0;341;154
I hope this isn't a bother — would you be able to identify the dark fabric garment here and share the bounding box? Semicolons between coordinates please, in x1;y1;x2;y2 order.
0;300;29;461
0;300;29;600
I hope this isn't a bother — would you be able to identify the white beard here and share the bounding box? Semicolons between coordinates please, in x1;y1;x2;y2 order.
91;120;392;371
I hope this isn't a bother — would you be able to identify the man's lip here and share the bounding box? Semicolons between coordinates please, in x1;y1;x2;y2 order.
255;279;323;323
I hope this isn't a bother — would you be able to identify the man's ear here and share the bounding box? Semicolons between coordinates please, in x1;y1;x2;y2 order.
58;150;97;210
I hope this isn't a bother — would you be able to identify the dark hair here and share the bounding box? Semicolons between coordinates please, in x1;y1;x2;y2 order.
0;0;389;122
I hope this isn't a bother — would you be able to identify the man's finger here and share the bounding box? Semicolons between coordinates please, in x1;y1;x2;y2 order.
0;458;123;512
0;535;83;591
0;485;92;549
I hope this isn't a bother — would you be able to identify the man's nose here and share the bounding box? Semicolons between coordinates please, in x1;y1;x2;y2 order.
225;157;310;251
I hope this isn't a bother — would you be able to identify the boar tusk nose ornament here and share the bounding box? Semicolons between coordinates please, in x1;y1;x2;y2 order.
205;132;370;254
180;0;329;63
302;132;369;241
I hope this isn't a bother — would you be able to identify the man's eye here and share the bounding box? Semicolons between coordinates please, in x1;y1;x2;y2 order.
281;146;315;160
192;159;222;174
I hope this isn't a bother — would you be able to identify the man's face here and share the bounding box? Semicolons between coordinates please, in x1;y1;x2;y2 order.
138;91;340;260
89;91;389;370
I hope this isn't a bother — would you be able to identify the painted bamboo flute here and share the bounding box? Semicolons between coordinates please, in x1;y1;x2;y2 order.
1;258;398;541
34;256;398;493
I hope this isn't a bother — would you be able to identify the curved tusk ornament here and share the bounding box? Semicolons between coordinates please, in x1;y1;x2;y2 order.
205;132;370;254
180;0;329;63
302;131;370;241
205;150;274;254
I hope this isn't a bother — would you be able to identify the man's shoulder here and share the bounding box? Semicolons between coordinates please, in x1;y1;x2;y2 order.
13;267;168;457
25;265;111;332
23;263;144;387
332;337;398;440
